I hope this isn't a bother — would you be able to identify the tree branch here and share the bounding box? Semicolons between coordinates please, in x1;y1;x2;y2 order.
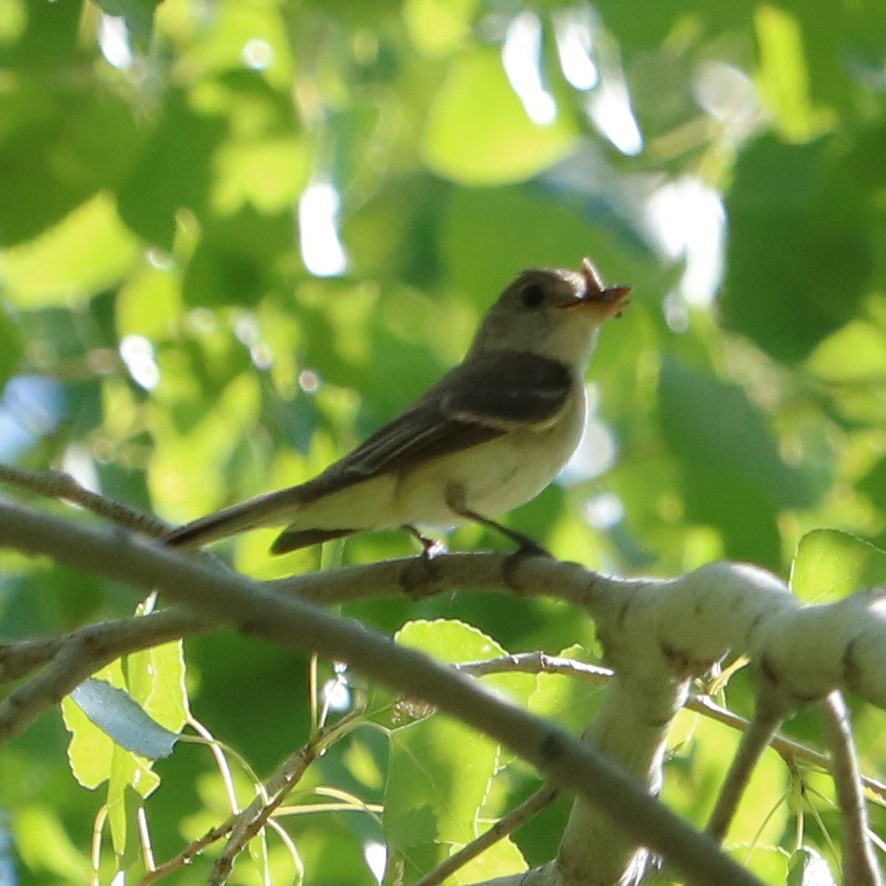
0;498;765;886
0;464;169;538
414;786;559;886
706;685;788;841
822;691;882;886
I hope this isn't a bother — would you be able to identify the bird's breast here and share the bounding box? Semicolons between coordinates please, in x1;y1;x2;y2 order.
393;381;586;525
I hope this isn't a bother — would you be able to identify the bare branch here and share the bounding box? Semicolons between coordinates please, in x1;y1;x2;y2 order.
140;819;236;884
690;696;886;804
706;686;788;841
822;691;882;886
0;608;209;740
211;715;358;885
414;786;559;886
2;495;884;884
460;657;886;807
0;464;169;538
457;652;613;682
0;498;764;886
0;608;207;684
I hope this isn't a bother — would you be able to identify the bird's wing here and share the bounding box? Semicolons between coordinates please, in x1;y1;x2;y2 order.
303;351;573;497
164;352;573;549
438;350;573;430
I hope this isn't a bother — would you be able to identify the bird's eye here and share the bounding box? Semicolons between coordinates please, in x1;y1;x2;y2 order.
520;283;545;309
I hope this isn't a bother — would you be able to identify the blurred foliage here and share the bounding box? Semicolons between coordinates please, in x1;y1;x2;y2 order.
0;0;884;883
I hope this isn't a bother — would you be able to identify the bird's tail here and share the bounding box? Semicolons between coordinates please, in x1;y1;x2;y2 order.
164;486;306;550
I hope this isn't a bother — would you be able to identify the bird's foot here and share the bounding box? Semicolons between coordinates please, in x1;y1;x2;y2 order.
402;525;448;560
512;533;552;558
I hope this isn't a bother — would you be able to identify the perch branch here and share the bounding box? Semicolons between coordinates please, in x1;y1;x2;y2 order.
0;498;765;886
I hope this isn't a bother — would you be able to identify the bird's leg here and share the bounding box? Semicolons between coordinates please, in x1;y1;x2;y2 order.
444;485;551;557
402;524;447;559
458;508;551;557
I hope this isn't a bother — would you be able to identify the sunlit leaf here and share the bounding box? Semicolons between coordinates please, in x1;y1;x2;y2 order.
381;620;529;875
11;806;91;882
404;0;478;56
754;6;824;141
527;645;608;735
384;715;497;849
423;48;577;184
805;321;886;382
2;194;140;307
791;529;886;602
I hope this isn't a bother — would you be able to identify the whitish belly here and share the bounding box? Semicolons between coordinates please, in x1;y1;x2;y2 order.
394;389;585;526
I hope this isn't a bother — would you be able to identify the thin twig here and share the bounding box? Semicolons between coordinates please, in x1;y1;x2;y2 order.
822;691;882;886
690;696;886;804
458;651;613;682
0;464;169;538
139;819;236;884
210;714;360;885
459;657;886;805
0;608;207;684
414;785;559;886
706;686;788;841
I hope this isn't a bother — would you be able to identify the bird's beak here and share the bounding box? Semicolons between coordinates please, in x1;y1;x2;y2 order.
562;257;632;320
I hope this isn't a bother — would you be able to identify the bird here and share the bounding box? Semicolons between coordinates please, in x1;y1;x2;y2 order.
164;258;630;555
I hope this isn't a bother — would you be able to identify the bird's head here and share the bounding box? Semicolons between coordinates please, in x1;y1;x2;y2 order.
470;258;631;367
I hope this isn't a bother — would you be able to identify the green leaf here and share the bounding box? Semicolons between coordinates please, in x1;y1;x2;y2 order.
381;620;531;876
0;78;141;246
384;715;498;848
859;458;886;513
69;678;180;760
0;303;23;384
790;529;886;602
659;359;815;565
61;632;189;858
2;194;140;307
116;89;227;247
62;663;125;790
62;665;159;856
0;0;79;67
127;630;191;737
527;645;608;735
11;806;92;882
403;0;479;56
182;207;293;306
754;6;824;141
721;134;874;363
423;48;578;184
805;321;886;383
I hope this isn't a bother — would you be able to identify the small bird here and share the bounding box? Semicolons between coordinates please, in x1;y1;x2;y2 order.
165;258;630;555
